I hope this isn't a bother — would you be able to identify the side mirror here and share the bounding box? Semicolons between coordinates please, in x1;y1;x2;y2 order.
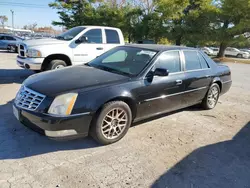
75;36;88;44
154;68;169;77
145;68;169;83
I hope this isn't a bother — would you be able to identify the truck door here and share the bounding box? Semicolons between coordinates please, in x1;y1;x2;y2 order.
103;29;123;52
72;28;105;64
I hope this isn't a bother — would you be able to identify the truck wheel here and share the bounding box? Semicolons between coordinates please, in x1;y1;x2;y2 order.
90;101;132;145
47;60;67;70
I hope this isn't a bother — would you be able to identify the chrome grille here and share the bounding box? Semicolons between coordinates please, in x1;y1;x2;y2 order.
15;86;46;111
19;44;26;57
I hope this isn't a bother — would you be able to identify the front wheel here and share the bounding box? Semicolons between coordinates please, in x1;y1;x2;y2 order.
202;83;220;110
237;54;243;58
46;59;67;70
90;101;132;145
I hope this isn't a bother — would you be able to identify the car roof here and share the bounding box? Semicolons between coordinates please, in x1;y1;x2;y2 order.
125;44;196;52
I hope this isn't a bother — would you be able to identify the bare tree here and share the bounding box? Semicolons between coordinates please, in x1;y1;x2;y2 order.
30;23;37;31
0;16;8;29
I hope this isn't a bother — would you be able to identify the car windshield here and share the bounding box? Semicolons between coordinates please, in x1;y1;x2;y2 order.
56;27;86;41
88;46;157;77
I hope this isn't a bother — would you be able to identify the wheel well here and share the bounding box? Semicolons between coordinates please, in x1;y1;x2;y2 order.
214;81;222;92
97;97;137;120
42;54;72;70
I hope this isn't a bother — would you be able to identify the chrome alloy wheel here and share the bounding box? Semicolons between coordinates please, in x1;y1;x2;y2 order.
101;108;128;139
207;86;219;107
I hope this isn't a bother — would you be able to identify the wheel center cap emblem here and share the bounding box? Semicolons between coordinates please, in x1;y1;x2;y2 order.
111;119;118;127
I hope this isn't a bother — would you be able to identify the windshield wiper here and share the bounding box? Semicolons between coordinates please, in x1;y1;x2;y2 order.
93;65;131;77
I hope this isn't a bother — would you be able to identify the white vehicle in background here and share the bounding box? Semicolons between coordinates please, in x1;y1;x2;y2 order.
17;26;125;72
225;47;249;59
201;47;214;56
240;49;250;57
210;47;219;56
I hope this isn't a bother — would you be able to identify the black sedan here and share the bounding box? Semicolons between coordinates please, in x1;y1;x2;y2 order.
13;45;232;144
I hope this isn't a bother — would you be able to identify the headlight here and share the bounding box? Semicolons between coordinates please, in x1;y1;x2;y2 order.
48;93;78;116
27;49;42;58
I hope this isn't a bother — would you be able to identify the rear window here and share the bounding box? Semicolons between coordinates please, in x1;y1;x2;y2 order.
105;29;120;44
198;53;209;69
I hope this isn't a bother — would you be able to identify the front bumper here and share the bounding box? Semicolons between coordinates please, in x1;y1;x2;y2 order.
13;104;93;139
242;54;250;59
17;56;44;70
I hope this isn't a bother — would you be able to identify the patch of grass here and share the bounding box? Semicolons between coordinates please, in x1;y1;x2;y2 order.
212;57;250;64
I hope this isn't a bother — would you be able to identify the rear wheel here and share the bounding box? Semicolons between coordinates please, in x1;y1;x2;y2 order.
202;83;220;110
90;101;132;145
46;59;67;70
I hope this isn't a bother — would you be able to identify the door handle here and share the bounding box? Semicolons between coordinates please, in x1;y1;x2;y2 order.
96;47;103;50
176;80;183;85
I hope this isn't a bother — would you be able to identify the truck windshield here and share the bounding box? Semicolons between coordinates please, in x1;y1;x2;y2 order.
56;27;86;41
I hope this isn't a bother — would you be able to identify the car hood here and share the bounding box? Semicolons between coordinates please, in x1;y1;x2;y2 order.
240;51;249;54
24;38;66;47
23;66;129;96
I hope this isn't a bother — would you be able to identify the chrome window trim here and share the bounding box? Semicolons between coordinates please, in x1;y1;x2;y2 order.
184;68;211;73
143;86;208;102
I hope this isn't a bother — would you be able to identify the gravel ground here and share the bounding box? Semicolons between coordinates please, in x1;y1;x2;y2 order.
0;51;250;188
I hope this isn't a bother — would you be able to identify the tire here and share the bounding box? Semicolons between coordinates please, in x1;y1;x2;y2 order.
237;54;243;58
202;83;220;110
46;59;67;70
33;70;41;73
90;101;132;145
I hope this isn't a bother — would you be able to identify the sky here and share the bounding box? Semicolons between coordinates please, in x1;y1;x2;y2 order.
0;0;61;30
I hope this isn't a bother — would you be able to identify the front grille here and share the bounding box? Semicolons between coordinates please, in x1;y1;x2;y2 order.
15;86;46;111
19;44;26;57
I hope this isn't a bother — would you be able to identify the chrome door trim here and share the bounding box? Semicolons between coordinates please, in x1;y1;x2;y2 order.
222;80;232;84
143;86;208;102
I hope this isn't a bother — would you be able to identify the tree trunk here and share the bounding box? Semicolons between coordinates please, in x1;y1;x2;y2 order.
217;42;227;58
176;37;182;46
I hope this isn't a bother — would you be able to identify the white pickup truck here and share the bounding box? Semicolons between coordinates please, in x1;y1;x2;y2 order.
17;26;125;71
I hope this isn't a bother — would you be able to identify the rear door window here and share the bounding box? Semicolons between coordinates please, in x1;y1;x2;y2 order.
105;29;120;44
183;51;202;71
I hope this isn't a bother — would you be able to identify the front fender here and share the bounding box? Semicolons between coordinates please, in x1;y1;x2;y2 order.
72;82;138;115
